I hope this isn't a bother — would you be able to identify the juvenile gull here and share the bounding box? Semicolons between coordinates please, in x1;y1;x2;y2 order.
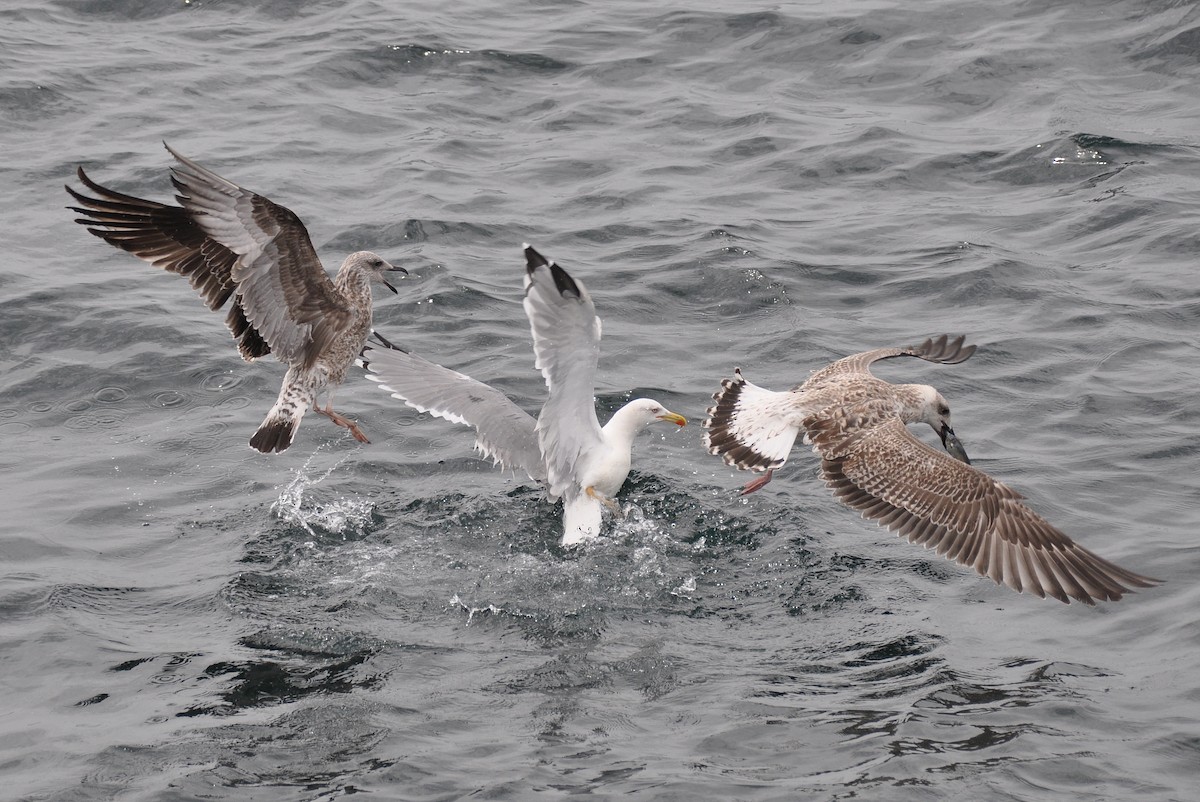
362;245;686;546
704;335;1161;605
66;143;406;453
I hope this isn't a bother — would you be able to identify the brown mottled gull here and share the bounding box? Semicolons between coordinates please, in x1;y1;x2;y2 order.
361;245;686;546
704;335;1161;605
65;143;406;453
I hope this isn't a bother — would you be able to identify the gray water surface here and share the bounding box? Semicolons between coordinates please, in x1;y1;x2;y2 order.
2;0;1197;799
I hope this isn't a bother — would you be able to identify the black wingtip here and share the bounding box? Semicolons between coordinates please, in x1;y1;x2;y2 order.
548;262;582;299
367;329;406;353
371;329;395;349
523;243;550;273
524;244;582;300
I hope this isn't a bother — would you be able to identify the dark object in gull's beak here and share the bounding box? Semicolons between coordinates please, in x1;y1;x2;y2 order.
382;264;409;294
939;424;971;464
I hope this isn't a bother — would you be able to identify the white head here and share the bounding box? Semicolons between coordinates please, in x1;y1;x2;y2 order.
909;384;971;464
343;250;408;293
606;398;688;435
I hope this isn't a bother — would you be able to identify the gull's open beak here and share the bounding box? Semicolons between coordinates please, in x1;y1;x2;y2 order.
657;412;687;428
939;424;971;465
382;264;409;294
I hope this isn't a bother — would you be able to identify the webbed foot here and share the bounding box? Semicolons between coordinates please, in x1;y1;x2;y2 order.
740;468;774;495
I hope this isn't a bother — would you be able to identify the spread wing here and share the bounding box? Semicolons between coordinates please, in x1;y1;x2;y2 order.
522;245;604;500
361;342;545;482
165;145;353;369
66;165;270;361
807;416;1161;605
802;334;977;388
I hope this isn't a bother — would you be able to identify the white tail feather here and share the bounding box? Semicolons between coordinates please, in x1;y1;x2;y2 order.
561;492;603;546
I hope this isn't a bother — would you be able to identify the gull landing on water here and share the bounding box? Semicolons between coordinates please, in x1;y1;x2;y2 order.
361;245;686;546
66;143;407;453
704;335;1161;605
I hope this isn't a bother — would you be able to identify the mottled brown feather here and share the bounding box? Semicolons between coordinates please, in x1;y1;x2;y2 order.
705;335;1160;605
813;418;1158;604
66;166;270;361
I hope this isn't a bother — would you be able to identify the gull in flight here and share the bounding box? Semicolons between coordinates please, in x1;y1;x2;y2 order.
66;143;406;452
362;245;686;545
704;335;1161;604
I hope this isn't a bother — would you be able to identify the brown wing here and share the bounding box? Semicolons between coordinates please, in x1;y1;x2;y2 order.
66;167;270;361
165;145;352;369
802;334;976;389
807;416;1161;605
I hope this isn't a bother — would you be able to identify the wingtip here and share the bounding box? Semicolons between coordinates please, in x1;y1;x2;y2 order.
367;329;406;353
523;245;583;300
524;244;550;272
69;165;105;198
911;334;977;364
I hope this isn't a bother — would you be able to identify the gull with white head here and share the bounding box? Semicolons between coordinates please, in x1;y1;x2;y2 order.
66;143;407;452
362;245;686;546
704;335;1161;605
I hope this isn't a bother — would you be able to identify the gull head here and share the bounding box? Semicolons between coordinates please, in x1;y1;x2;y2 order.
612;398;687;432
642;399;687;428
913;385;971;464
346;250;408;294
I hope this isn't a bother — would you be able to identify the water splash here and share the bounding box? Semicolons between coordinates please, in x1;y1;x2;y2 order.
451;593;535;625
269;445;374;538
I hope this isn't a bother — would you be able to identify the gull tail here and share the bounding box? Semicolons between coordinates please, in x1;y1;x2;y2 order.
703;368;800;472
561;492;603;547
250;371;313;453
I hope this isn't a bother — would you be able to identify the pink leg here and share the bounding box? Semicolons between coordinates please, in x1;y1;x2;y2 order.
316;403;370;443
740;468;774;495
586;485;623;515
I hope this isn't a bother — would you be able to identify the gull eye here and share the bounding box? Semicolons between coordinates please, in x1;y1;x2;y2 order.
938;404;950;416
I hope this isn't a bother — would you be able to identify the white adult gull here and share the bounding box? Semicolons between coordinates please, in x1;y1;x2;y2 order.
703;335;1161;605
361;244;687;546
66;143;406;453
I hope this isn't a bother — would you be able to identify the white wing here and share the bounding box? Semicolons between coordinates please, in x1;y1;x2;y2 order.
361;342;545;482
522;245;605;499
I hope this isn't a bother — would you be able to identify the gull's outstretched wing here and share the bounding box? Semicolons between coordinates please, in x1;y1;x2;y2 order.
164;144;354;369
361;342;545;482
807;415;1161;605
803;334;977;388
522;245;605;500
66;165;270;361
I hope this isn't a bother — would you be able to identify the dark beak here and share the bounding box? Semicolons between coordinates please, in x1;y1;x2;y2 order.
382;265;409;294
939;424;971;465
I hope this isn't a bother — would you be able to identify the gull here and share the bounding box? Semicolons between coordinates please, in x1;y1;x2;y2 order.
361;245;686;545
66;143;406;453
704;335;1161;605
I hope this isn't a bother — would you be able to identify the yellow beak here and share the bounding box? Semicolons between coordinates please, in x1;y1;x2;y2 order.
656;411;687;428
